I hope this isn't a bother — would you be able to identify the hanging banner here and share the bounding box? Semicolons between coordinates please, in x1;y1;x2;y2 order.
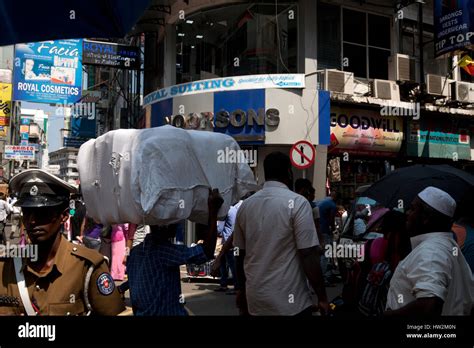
434;0;474;57
13;39;82;104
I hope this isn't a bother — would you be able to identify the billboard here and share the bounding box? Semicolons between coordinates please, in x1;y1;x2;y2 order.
83;40;140;70
4;145;35;160
63;137;88;148
13;40;82;104
434;0;474;57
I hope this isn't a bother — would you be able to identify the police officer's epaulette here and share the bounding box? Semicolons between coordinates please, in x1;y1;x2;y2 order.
70;244;105;268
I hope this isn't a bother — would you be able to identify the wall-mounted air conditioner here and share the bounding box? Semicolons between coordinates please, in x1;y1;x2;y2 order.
452;81;474;104
322;69;354;94
371;79;400;102
388;54;416;82
426;74;452;97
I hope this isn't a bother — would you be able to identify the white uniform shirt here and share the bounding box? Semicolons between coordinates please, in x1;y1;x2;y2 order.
233;181;320;315
386;232;474;315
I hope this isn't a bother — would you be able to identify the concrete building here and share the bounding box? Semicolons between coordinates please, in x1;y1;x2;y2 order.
139;0;474;208
48;147;80;186
19;108;49;170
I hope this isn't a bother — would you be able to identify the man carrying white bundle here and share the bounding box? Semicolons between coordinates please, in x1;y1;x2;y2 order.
127;189;224;316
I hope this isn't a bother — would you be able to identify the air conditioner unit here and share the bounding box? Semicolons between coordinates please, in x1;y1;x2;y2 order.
452;81;474;104
426;74;452;97
322;69;354;94
371;79;400;102
388;54;416;82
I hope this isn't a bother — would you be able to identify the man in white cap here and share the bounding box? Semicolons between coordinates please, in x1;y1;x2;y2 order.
385;186;474;316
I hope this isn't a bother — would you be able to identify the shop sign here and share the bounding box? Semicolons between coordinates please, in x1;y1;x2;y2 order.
156;89;280;144
4;145;35;160
167;108;279;129
329;107;403;157
63;136;87;148
407;118;471;160
83;40;140;70
144;74;305;107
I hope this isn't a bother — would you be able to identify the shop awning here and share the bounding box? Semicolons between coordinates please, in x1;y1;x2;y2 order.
0;0;150;46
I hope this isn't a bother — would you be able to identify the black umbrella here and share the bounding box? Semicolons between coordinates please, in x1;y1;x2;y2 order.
364;164;474;210
0;0;150;46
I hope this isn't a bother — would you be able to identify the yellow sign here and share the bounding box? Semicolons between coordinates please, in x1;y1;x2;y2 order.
0;83;12;126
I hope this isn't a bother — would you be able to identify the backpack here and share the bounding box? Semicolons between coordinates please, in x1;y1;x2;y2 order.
358;261;392;316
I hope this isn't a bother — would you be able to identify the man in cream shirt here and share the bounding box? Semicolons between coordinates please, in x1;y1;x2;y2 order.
385;187;474;316
233;152;328;316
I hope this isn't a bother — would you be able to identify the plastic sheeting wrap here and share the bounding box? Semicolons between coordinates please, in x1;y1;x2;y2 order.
78;125;258;225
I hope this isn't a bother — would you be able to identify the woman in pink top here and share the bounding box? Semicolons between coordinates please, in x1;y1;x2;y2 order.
111;223;129;281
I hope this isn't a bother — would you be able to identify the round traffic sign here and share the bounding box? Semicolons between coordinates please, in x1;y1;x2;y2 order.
290;140;315;169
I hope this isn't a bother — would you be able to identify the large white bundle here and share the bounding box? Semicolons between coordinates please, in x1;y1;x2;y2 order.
78;129;143;224
78;125;257;225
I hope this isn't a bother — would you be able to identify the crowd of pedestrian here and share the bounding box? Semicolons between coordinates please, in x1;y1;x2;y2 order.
0;151;473;317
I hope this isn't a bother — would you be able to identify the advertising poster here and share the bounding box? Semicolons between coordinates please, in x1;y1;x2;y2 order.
434;0;474;57
13;40;82;104
0;83;12;126
328;107;404;157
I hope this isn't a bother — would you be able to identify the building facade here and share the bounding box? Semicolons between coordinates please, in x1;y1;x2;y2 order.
139;0;474;208
48;147;80;186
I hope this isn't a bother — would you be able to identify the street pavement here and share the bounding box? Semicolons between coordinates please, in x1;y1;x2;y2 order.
179;267;344;316
120;267;343;316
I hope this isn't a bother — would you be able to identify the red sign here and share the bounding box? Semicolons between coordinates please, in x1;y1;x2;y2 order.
290;140;315;169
